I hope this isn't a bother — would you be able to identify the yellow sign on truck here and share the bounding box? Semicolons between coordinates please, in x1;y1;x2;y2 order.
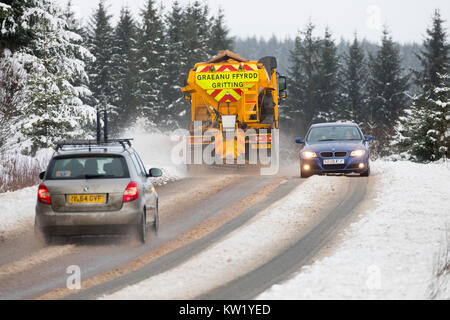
182;50;287;165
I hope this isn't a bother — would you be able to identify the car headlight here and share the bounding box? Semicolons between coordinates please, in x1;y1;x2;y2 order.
302;151;317;158
350;149;366;157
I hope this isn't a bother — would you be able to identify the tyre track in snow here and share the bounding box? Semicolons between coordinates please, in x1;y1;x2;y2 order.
199;176;369;300
58;176;302;300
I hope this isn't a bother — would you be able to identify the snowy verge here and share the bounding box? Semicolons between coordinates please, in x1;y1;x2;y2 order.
101;175;349;299
0;186;37;240
258;160;450;300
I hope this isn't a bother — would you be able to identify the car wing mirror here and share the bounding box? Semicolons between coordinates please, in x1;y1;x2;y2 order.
148;168;162;178
365;135;373;142
39;171;46;180
295;137;304;144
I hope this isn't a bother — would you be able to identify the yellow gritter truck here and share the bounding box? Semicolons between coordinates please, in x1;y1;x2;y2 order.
182;50;287;165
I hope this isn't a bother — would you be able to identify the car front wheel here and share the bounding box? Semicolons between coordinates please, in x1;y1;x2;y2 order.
137;211;147;244
360;164;370;177
300;165;311;178
153;199;159;235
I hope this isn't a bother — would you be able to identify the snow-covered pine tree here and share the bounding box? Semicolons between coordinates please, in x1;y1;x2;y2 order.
340;34;369;125
0;48;26;149
316;28;341;122
208;8;233;54
15;0;94;154
63;0;84;37
395;11;449;162
395;74;449;162
427;73;449;160
85;0;115;125
136;0;165;124
159;1;188;129
286;22;322;135
367;28;409;157
110;6;139;133
415;9;449;99
183;1;212;70
0;0;34;52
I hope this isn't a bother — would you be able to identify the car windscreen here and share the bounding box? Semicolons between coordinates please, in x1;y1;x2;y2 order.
46;155;130;180
306;126;362;142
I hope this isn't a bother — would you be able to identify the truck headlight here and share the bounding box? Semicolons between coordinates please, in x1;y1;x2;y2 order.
302;151;317;158
350;150;365;157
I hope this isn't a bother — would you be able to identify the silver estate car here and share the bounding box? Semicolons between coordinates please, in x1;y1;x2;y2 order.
35;139;162;244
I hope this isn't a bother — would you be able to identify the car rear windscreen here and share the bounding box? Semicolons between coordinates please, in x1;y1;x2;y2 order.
46;155;130;180
307;126;362;142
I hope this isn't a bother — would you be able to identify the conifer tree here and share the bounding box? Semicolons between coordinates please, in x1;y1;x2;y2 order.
286;23;322;134
367;28;409;156
208;8;233;54
19;0;95;154
136;0;165;123
160;1;187;128
86;0;115;116
415;9;450;98
395;11;449;162
183;1;212;70
340;34;368;124
110;7;139;133
316;28;341;122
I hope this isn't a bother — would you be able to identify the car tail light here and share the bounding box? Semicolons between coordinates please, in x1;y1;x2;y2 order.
38;184;51;204
123;182;139;203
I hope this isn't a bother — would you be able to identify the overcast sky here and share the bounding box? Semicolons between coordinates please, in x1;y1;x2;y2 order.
60;0;449;44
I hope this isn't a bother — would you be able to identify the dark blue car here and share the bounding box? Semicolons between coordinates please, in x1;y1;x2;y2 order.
295;122;373;178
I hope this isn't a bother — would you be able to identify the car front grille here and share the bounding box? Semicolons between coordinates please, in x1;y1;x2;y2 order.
320;151;347;158
320;152;333;158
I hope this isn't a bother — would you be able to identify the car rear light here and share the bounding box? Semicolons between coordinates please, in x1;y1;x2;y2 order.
123;181;139;203
37;184;51;204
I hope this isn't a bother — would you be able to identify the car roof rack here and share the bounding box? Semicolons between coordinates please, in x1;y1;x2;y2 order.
55;139;134;152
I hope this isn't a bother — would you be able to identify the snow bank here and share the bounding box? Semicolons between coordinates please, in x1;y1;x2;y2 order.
258;160;450;300
0;186;37;240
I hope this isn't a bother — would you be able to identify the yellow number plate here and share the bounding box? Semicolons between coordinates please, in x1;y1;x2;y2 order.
68;194;106;204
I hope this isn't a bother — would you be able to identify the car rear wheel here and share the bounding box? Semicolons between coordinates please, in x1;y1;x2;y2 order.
34;217;51;245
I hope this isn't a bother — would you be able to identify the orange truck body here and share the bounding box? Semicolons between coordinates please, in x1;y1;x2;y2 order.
182;50;286;163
